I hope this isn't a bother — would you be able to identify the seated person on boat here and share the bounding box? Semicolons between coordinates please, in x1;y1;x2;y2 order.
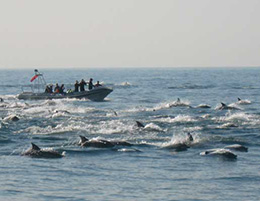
45;84;53;93
95;81;102;87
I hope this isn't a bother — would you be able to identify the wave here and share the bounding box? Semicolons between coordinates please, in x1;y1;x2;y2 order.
216;112;256;123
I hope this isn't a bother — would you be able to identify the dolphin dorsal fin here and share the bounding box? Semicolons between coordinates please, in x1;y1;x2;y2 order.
238;97;241;101
31;143;41;151
136;121;145;128
221;102;226;107
79;135;89;143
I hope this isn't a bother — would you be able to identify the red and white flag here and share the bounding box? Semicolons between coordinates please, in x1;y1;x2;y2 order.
30;75;39;82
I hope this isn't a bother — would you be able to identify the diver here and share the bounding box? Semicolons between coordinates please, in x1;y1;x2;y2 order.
88;78;94;90
94;81;102;87
79;79;86;92
74;80;80;92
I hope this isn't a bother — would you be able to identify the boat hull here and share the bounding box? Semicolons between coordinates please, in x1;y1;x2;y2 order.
18;87;113;101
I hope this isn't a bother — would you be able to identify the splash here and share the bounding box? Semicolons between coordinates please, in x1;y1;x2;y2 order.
155;115;197;123
144;123;164;132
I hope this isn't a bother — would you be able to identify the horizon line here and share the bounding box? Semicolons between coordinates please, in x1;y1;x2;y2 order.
0;66;260;70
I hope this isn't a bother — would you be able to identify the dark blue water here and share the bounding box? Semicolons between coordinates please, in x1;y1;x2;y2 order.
1;68;260;201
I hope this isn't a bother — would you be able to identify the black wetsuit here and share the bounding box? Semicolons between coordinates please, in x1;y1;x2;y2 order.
88;81;94;90
74;83;80;92
79;81;86;92
60;85;65;94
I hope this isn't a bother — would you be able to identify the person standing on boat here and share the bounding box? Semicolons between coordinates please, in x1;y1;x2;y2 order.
88;78;94;90
74;80;80;92
79;79;86;92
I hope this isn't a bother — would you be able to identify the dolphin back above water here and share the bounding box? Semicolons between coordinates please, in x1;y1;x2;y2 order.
217;102;240;110
22;143;64;158
200;148;237;159
79;136;133;148
224;144;248;152
79;136;114;148
237;97;251;105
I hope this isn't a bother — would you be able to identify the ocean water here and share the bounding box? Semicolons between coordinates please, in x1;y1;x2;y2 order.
0;67;260;201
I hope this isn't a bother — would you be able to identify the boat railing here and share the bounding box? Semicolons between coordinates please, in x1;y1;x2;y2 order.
21;84;46;93
21;69;46;93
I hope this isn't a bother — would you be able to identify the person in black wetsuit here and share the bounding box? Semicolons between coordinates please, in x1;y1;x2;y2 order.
79;79;86;92
45;85;50;93
88;78;94;90
74;80;80;92
60;84;65;94
49;84;53;93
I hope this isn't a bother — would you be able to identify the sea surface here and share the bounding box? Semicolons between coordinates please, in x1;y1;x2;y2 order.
0;68;260;201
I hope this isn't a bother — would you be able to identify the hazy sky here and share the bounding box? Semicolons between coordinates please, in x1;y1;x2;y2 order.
0;0;259;69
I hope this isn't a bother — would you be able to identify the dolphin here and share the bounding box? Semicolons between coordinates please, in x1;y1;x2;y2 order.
218;102;240;110
237;98;251;105
224;144;248;152
200;148;237;159
22;143;64;158
79;136;114;148
220;102;228;109
3;115;19;122
136;121;145;128
196;104;211;108
0;98;3;102
79;136;133;148
110;140;133;146
162;143;190;151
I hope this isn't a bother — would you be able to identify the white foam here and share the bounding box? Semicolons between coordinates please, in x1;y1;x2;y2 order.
117;148;140;152
183;126;203;132
144;123;164;132
219;112;254;122
217;123;237;129
155;115;197;123
119;82;132;86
